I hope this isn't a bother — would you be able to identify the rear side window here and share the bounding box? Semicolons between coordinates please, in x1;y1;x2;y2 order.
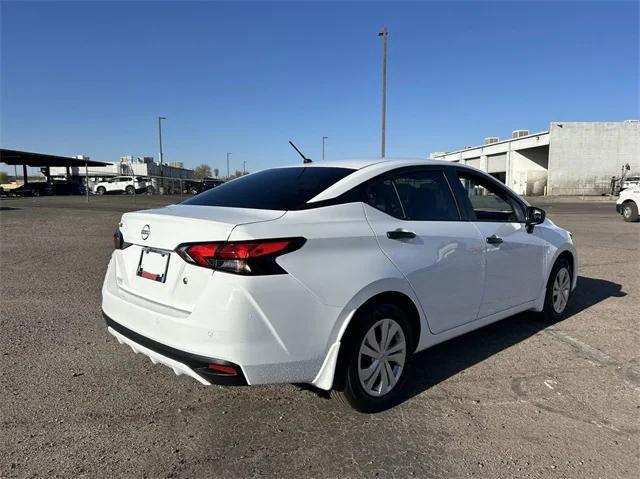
365;170;460;221
182;167;355;210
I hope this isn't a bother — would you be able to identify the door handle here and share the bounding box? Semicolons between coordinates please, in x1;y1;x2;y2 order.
387;229;416;240
486;235;504;245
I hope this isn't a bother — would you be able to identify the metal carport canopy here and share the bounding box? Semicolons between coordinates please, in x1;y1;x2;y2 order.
0;149;110;167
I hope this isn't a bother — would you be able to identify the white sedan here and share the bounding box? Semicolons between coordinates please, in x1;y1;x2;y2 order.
102;159;577;412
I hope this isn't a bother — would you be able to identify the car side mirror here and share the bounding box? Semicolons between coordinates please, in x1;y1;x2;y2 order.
526;206;546;232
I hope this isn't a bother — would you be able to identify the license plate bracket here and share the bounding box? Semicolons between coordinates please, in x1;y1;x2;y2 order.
136;248;170;283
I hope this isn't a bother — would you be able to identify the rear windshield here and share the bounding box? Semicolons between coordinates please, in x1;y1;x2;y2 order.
182;167;355;210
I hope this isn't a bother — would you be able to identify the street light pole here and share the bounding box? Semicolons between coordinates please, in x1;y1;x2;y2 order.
378;27;388;158
226;152;231;179
158;116;166;192
243;160;246;175
322;136;328;161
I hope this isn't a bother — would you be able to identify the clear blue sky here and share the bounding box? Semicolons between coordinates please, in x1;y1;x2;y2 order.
1;1;638;173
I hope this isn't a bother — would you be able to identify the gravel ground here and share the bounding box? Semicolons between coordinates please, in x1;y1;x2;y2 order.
1;195;638;478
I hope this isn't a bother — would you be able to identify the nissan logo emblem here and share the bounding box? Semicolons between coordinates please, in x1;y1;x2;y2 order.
141;224;151;241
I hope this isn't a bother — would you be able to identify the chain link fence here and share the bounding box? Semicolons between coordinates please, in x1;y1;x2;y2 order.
548;178;615;197
1;174;221;207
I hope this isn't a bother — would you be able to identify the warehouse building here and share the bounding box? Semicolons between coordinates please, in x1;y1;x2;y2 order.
50;155;194;180
48;155;195;194
430;121;640;195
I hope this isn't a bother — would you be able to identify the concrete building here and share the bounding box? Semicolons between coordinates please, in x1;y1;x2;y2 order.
50;155;194;181
430;121;640;195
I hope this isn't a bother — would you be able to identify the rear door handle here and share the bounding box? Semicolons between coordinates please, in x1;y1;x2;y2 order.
486;235;504;245
387;229;416;240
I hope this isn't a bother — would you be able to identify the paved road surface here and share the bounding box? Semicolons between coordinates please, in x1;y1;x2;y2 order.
1;196;638;478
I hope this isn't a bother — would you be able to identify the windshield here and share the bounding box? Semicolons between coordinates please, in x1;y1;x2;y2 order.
182;167;355;210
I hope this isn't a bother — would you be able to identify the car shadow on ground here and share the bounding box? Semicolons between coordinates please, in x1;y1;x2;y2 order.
299;276;625;410
403;276;626;404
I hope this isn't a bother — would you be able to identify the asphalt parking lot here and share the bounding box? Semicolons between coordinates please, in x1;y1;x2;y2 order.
1;195;638;478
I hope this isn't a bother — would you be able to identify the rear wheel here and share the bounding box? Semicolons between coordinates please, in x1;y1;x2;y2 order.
332;303;413;413
125;185;135;195
622;201;639;222
540;258;572;323
96;186;106;195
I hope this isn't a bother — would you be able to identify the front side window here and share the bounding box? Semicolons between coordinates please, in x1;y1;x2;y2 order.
457;171;525;222
365;170;460;221
182;167;355;210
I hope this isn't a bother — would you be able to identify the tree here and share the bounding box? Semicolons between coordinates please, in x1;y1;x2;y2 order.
193;164;212;180
0;172;8;184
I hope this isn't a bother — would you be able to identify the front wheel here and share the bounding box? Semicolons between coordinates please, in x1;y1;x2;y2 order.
333;303;413;413
622;202;639;222
96;186;106;195
540;258;572;323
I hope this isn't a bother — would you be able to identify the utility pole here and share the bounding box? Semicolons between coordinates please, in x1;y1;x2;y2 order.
322;136;328;161
158;116;166;192
85;161;89;203
243;160;246;175
378;27;388;158
226;152;231;179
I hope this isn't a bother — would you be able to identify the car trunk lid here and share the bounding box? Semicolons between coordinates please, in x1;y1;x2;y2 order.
114;205;285;312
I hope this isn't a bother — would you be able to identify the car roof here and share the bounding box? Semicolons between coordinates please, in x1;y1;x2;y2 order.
304;158;458;203
278;157;448;170
298;157;528;205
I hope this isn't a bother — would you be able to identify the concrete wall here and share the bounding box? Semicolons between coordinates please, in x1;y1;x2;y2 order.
508;146;549;196
547;122;640;195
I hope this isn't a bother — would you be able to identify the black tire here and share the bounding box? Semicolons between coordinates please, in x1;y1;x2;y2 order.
540;258;572;323
96;186;106;195
332;303;414;413
125;185;135;195
622;201;639;222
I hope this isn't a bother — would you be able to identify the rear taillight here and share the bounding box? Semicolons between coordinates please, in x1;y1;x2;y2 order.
113;227;132;250
175;237;305;275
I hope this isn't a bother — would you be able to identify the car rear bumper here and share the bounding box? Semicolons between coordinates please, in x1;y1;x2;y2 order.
101;254;339;386
104;312;248;386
